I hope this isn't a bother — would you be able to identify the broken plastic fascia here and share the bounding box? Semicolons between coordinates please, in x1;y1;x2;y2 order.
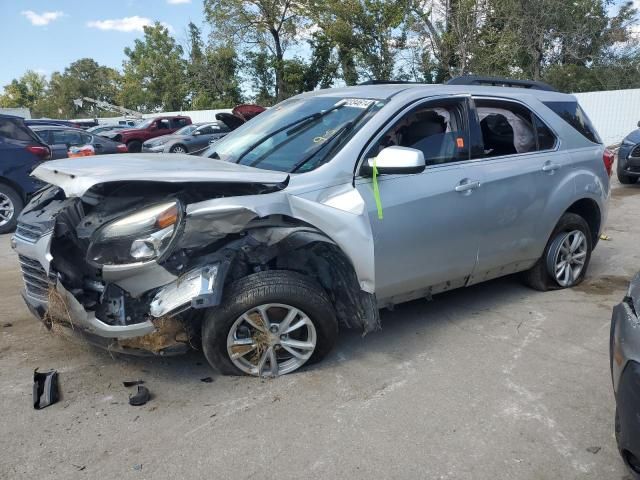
185;184;376;292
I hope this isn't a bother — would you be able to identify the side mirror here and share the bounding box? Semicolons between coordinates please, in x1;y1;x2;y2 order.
149;123;157;130
360;146;426;176
637;120;640;128
193;130;201;136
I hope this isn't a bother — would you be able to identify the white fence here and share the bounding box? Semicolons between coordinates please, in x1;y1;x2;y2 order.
574;89;640;146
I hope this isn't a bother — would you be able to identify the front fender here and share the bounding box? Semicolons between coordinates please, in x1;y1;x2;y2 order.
183;183;376;293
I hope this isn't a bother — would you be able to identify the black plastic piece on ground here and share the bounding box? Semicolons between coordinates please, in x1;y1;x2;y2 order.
123;380;145;387
200;377;214;383
129;385;150;406
33;369;60;409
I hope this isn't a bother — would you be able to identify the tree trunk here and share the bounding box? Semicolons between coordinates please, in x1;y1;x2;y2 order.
271;28;285;101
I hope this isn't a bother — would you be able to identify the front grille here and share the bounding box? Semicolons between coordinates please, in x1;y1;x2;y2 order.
18;255;56;301
15;222;46;243
631;145;640;158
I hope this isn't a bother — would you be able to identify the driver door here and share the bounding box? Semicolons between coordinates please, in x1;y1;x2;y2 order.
355;96;485;303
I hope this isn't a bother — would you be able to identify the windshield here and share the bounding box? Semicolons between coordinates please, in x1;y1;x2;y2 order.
201;97;385;172
136;118;155;129
176;124;198;135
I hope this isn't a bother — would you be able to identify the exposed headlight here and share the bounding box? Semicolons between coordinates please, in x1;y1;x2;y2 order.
87;201;181;266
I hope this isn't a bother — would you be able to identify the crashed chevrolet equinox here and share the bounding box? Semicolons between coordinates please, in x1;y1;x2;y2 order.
13;77;610;377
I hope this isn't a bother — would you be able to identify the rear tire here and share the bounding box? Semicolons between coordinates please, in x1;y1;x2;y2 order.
523;213;592;291
0;185;23;234
618;171;637;184
126;140;142;153
202;271;338;376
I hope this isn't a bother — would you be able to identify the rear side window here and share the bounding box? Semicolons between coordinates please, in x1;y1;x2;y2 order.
474;99;557;158
0;118;39;142
543;101;601;144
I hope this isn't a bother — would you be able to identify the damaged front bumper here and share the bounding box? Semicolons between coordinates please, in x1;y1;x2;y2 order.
13;226;220;355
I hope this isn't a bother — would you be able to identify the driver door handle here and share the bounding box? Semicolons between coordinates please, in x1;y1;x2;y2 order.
455;180;481;192
542;162;560;172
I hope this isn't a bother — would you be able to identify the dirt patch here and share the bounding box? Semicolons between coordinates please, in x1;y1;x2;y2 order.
611;186;640;198
575;275;630;296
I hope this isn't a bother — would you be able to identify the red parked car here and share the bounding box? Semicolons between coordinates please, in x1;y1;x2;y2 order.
109;116;192;153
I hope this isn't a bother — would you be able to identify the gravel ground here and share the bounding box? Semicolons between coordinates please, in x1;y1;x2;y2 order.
0;177;637;480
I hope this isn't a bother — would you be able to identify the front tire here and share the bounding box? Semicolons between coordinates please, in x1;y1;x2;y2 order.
523;213;592;291
169;144;187;154
0;185;23;234
202;271;338;376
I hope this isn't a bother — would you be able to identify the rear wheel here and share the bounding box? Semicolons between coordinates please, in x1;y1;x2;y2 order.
126;140;142;153
202;271;338;377
523;213;592;291
0;185;23;234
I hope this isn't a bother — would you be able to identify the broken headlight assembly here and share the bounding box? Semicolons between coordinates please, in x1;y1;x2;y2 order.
87;201;181;266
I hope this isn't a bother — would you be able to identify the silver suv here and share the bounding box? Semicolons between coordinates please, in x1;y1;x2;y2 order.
13;76;611;377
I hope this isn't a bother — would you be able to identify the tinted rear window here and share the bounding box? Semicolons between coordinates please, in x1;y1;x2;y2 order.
543;101;601;144
0;118;39;142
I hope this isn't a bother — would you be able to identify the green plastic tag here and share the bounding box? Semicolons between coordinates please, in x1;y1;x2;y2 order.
372;157;383;220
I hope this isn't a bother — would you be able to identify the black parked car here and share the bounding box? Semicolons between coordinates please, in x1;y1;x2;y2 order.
0;115;67;233
31;126;128;155
617;123;640;184
611;273;640;478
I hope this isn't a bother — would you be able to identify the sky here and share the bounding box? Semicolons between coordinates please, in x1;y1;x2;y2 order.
0;0;637;88
0;0;208;86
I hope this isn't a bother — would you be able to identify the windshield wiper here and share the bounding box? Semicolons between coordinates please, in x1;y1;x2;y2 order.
290;103;375;173
235;102;347;164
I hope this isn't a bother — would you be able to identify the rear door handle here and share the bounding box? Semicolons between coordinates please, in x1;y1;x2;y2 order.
455;180;481;192
542;162;560;172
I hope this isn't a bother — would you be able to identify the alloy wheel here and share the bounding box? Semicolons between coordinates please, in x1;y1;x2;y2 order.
550;230;587;287
0;193;15;227
226;303;317;377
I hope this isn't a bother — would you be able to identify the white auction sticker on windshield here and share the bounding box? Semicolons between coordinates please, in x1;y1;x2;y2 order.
339;98;375;109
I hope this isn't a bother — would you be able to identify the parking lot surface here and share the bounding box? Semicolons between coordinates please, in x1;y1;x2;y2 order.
1;178;637;480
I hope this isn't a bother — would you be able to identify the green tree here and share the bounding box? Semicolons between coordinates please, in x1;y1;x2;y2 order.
204;0;304;101
186;22;243;108
0;70;48;115
120;23;187;111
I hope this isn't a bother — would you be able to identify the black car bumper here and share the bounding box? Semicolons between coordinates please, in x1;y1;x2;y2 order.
616;361;640;478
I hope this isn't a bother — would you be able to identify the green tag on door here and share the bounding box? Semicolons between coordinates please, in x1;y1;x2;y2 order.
372;157;383;220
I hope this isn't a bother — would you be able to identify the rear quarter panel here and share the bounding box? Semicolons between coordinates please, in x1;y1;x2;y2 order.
0;140;44;197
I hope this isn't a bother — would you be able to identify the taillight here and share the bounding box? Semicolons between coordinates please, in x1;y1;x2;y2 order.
26;145;50;160
116;144;128;153
603;149;615;177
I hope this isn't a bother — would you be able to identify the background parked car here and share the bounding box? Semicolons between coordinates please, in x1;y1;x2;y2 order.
617;123;640;184
611;273;640;478
0;114;67;233
87;124;130;136
25;118;80;128
32;126;128;155
142;121;231;153
107;115;192;152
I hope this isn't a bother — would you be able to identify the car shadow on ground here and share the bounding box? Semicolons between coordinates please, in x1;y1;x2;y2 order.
76;274;537;381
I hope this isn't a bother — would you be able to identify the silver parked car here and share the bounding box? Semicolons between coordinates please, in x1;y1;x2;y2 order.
142;122;231;154
13;76;611;377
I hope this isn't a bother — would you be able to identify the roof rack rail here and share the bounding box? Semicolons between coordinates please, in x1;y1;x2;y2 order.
358;80;423;86
446;75;557;92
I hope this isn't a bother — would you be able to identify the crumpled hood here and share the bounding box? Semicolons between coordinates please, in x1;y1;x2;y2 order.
32;153;289;197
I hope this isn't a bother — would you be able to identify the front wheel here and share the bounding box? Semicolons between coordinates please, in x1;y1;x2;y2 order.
523;213;592;291
126;140;142;153
618;171;637;185
169;144;187;154
0;185;23;234
202;271;338;377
